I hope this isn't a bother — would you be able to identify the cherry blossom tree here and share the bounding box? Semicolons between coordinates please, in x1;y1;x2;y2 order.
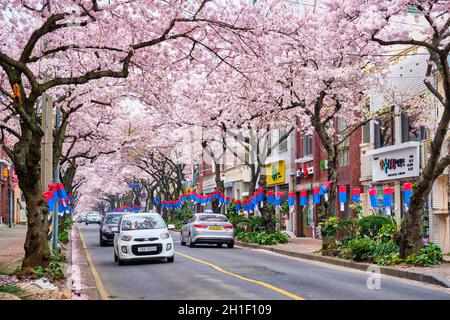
323;0;450;257
0;0;258;269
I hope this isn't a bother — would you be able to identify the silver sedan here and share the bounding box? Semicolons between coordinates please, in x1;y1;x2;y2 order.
180;213;235;248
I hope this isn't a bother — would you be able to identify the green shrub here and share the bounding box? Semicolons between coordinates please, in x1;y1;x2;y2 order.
376;220;398;243
0;284;29;300
46;261;64;279
320;217;338;238
373;240;399;257
61;218;74;231
336;217;359;239
236;231;288;245
58;229;69;244
359;215;392;238
375;252;403;266
347;237;377;262
406;243;443;267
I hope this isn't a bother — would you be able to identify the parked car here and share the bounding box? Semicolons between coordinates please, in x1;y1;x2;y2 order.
99;212;124;246
85;211;102;225
77;212;88;223
180;213;234;248
113;213;175;265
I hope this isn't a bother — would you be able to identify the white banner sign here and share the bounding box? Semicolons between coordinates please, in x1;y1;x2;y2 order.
370;143;420;182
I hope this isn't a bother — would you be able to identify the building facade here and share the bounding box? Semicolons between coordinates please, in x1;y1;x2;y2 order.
294;125;362;238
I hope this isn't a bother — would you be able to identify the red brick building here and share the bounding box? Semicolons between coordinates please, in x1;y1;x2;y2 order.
294;126;362;238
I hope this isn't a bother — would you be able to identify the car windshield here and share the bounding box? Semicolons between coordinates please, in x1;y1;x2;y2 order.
121;215;166;231
198;214;228;222
104;214;122;224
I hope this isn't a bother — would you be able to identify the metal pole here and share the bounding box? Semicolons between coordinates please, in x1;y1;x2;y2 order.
8;165;13;228
52;105;61;251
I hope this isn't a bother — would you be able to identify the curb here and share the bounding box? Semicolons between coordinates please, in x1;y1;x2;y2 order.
64;229;73;299
235;241;450;289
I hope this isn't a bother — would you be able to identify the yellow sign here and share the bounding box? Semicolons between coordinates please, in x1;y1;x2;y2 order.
2;169;8;178
265;160;285;186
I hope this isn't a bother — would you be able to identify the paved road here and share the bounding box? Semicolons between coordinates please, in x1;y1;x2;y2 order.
76;224;450;300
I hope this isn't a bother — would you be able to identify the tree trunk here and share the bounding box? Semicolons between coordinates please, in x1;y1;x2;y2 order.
398;107;450;258
323;154;338;220
212;163;224;213
15;129;51;270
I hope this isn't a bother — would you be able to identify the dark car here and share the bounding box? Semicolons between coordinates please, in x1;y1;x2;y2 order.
100;212;124;246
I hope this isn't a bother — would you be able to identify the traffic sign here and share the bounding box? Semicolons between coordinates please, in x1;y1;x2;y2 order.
129;183;140;189
140;193;147;200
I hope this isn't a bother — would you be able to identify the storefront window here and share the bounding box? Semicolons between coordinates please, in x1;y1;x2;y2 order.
307;191;314;226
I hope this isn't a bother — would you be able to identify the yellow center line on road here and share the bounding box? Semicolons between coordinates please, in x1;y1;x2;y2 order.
78;227;110;300
175;251;305;300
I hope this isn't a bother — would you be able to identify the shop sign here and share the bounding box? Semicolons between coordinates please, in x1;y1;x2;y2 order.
369;142;420;182
265;160;285;186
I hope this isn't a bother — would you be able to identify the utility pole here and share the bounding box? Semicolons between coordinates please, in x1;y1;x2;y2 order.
40;94;53;192
52;105;61;251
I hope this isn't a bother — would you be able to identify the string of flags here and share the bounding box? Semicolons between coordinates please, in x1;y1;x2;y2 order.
113;204;143;213
157;181;414;214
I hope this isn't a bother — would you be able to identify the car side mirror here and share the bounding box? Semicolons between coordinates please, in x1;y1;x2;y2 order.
167;224;176;230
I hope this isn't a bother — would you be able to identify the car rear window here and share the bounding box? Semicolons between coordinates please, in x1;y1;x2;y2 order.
198;215;228;222
104;214;122;224
121;215;166;230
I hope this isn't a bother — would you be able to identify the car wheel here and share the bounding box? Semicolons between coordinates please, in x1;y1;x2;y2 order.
217;243;223;248
180;232;186;246
167;256;174;263
188;234;195;248
100;237;107;247
85;222;88;225
114;251;118;262
118;257;125;266
227;242;234;249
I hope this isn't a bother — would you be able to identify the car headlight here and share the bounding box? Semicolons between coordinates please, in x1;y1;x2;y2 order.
160;232;170;239
121;235;132;241
102;225;111;233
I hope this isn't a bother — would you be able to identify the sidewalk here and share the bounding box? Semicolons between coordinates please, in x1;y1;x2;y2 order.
0;224;27;272
236;237;450;289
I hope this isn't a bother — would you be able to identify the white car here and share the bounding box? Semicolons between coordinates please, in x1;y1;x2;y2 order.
113;213;175;265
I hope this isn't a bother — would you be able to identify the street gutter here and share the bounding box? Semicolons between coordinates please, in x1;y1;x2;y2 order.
235;241;450;289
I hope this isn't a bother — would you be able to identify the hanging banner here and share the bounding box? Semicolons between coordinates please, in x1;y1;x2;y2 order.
383;187;393;216
369;188;378;207
403;182;413;208
338;186;347;212
319;182;330;202
352;188;361;204
267;191;275;205
288;192;295;213
299;190;307;206
313;188;320;204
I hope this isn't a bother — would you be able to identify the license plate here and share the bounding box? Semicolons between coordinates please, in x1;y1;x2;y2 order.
111;227;118;232
138;246;157;252
209;226;222;230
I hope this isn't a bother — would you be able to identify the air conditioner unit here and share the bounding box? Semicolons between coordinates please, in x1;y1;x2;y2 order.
296;170;302;177
307;167;314;175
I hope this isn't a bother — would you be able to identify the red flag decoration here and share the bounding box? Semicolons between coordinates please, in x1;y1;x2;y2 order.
313;188;320;204
299;190;307;206
352;188;361;203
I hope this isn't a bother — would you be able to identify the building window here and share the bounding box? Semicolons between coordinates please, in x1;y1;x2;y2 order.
303;134;313;156
401;113;426;142
374;107;395;148
337;118;349;167
362;121;370;144
279;128;288;152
